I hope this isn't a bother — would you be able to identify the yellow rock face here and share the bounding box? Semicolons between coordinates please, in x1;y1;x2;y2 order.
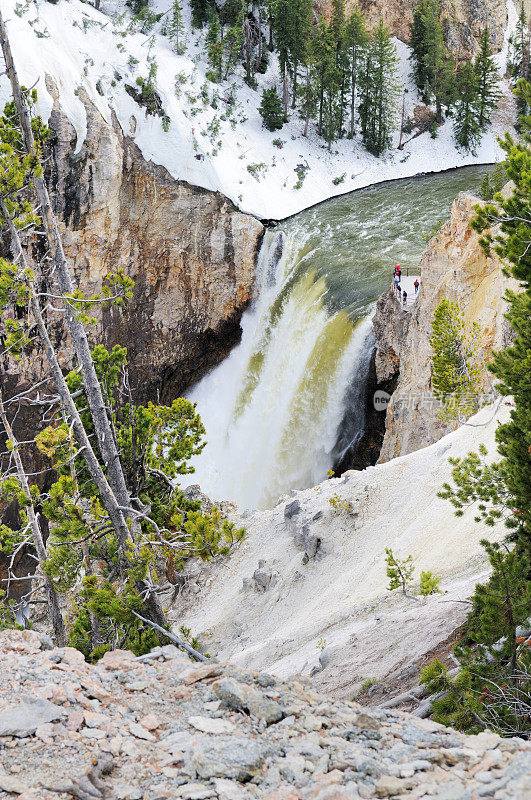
48;88;264;402
373;190;518;463
314;0;508;57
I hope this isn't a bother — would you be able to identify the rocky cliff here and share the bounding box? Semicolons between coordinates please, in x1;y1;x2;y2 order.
45;83;264;402
0;84;263;605
372;190;517;463
316;0;511;56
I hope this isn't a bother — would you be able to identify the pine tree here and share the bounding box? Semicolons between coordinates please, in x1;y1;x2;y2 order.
508;3;531;127
314;16;330;136
291;0;313;108
357;45;372;144
222;4;244;81
453;60;481;154
470;542;528;674
127;0;149;15
273;0;313;114
300;25;318;136
320;21;342;148
330;0;345;45
259;85;285;130
264;0;276;51
474;28;501;128
473;78;531;554
409;0;430;91
274;0;292;119
190;0;213;28
429;298;482;420
439;54;457;113
168;0;184;54
409;0;446;120
385;548;414;595
434;86;531;735
330;0;349;137
423;0;445;120
345;8;368;138
359;22;400;156
205;12;223;82
509;1;530;80
219;0;241;27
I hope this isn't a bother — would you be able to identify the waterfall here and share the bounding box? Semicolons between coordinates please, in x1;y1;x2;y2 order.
184;229;373;511
181;166;493;511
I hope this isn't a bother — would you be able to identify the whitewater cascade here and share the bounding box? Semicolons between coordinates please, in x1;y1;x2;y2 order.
185;228;373;511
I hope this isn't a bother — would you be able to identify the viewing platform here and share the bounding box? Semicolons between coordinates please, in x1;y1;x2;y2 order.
392;274;420;311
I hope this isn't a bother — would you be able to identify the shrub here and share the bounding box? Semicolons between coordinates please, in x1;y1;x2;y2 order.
328;493;354;513
419;571;442;595
246;162;267;180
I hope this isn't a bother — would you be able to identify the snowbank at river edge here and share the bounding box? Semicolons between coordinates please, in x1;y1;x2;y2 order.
170;400;512;698
0;0;518;220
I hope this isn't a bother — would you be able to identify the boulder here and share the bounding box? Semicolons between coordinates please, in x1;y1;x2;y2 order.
284;500;301;520
0;696;66;737
191;736;268;781
213;678;283;724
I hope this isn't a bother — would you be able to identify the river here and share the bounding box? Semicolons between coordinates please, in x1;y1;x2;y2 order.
184;166;492;510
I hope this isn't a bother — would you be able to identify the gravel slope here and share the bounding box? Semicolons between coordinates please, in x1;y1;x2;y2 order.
0;629;529;800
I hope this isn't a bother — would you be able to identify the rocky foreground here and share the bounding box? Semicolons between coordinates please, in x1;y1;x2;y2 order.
0;631;529;800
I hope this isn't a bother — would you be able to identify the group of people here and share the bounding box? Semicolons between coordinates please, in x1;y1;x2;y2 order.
393;264;419;308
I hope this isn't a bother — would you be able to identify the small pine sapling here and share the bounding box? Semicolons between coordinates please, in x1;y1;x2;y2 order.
385;548;414;595
419;571;442;595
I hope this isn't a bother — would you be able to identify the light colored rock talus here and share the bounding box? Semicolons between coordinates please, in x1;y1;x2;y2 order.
0;629;528;799
46;85;264;400
170;401;511;698
374;191;517;463
316;0;510;55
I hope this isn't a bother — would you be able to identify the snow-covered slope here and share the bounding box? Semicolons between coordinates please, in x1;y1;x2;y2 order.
1;0;516;219
170;401;512;696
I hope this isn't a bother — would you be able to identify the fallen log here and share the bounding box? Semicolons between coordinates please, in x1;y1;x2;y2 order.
410;691;449;718
132;611;213;664
377;684;427;709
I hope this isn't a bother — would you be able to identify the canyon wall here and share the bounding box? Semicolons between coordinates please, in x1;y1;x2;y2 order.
45;83;264;402
373;190;517;463
0;85;263;603
316;0;511;56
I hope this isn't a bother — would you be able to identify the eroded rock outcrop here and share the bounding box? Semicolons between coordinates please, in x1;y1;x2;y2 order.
0;88;263;602
373;191;517;463
45;86;264;401
316;0;509;56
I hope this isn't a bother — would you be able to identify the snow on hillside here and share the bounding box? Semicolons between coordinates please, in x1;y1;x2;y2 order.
1;0;517;219
170;400;512;692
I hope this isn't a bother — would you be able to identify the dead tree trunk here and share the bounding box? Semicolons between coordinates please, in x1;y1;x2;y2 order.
0;196;132;555
0;8;131;513
0;394;66;646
